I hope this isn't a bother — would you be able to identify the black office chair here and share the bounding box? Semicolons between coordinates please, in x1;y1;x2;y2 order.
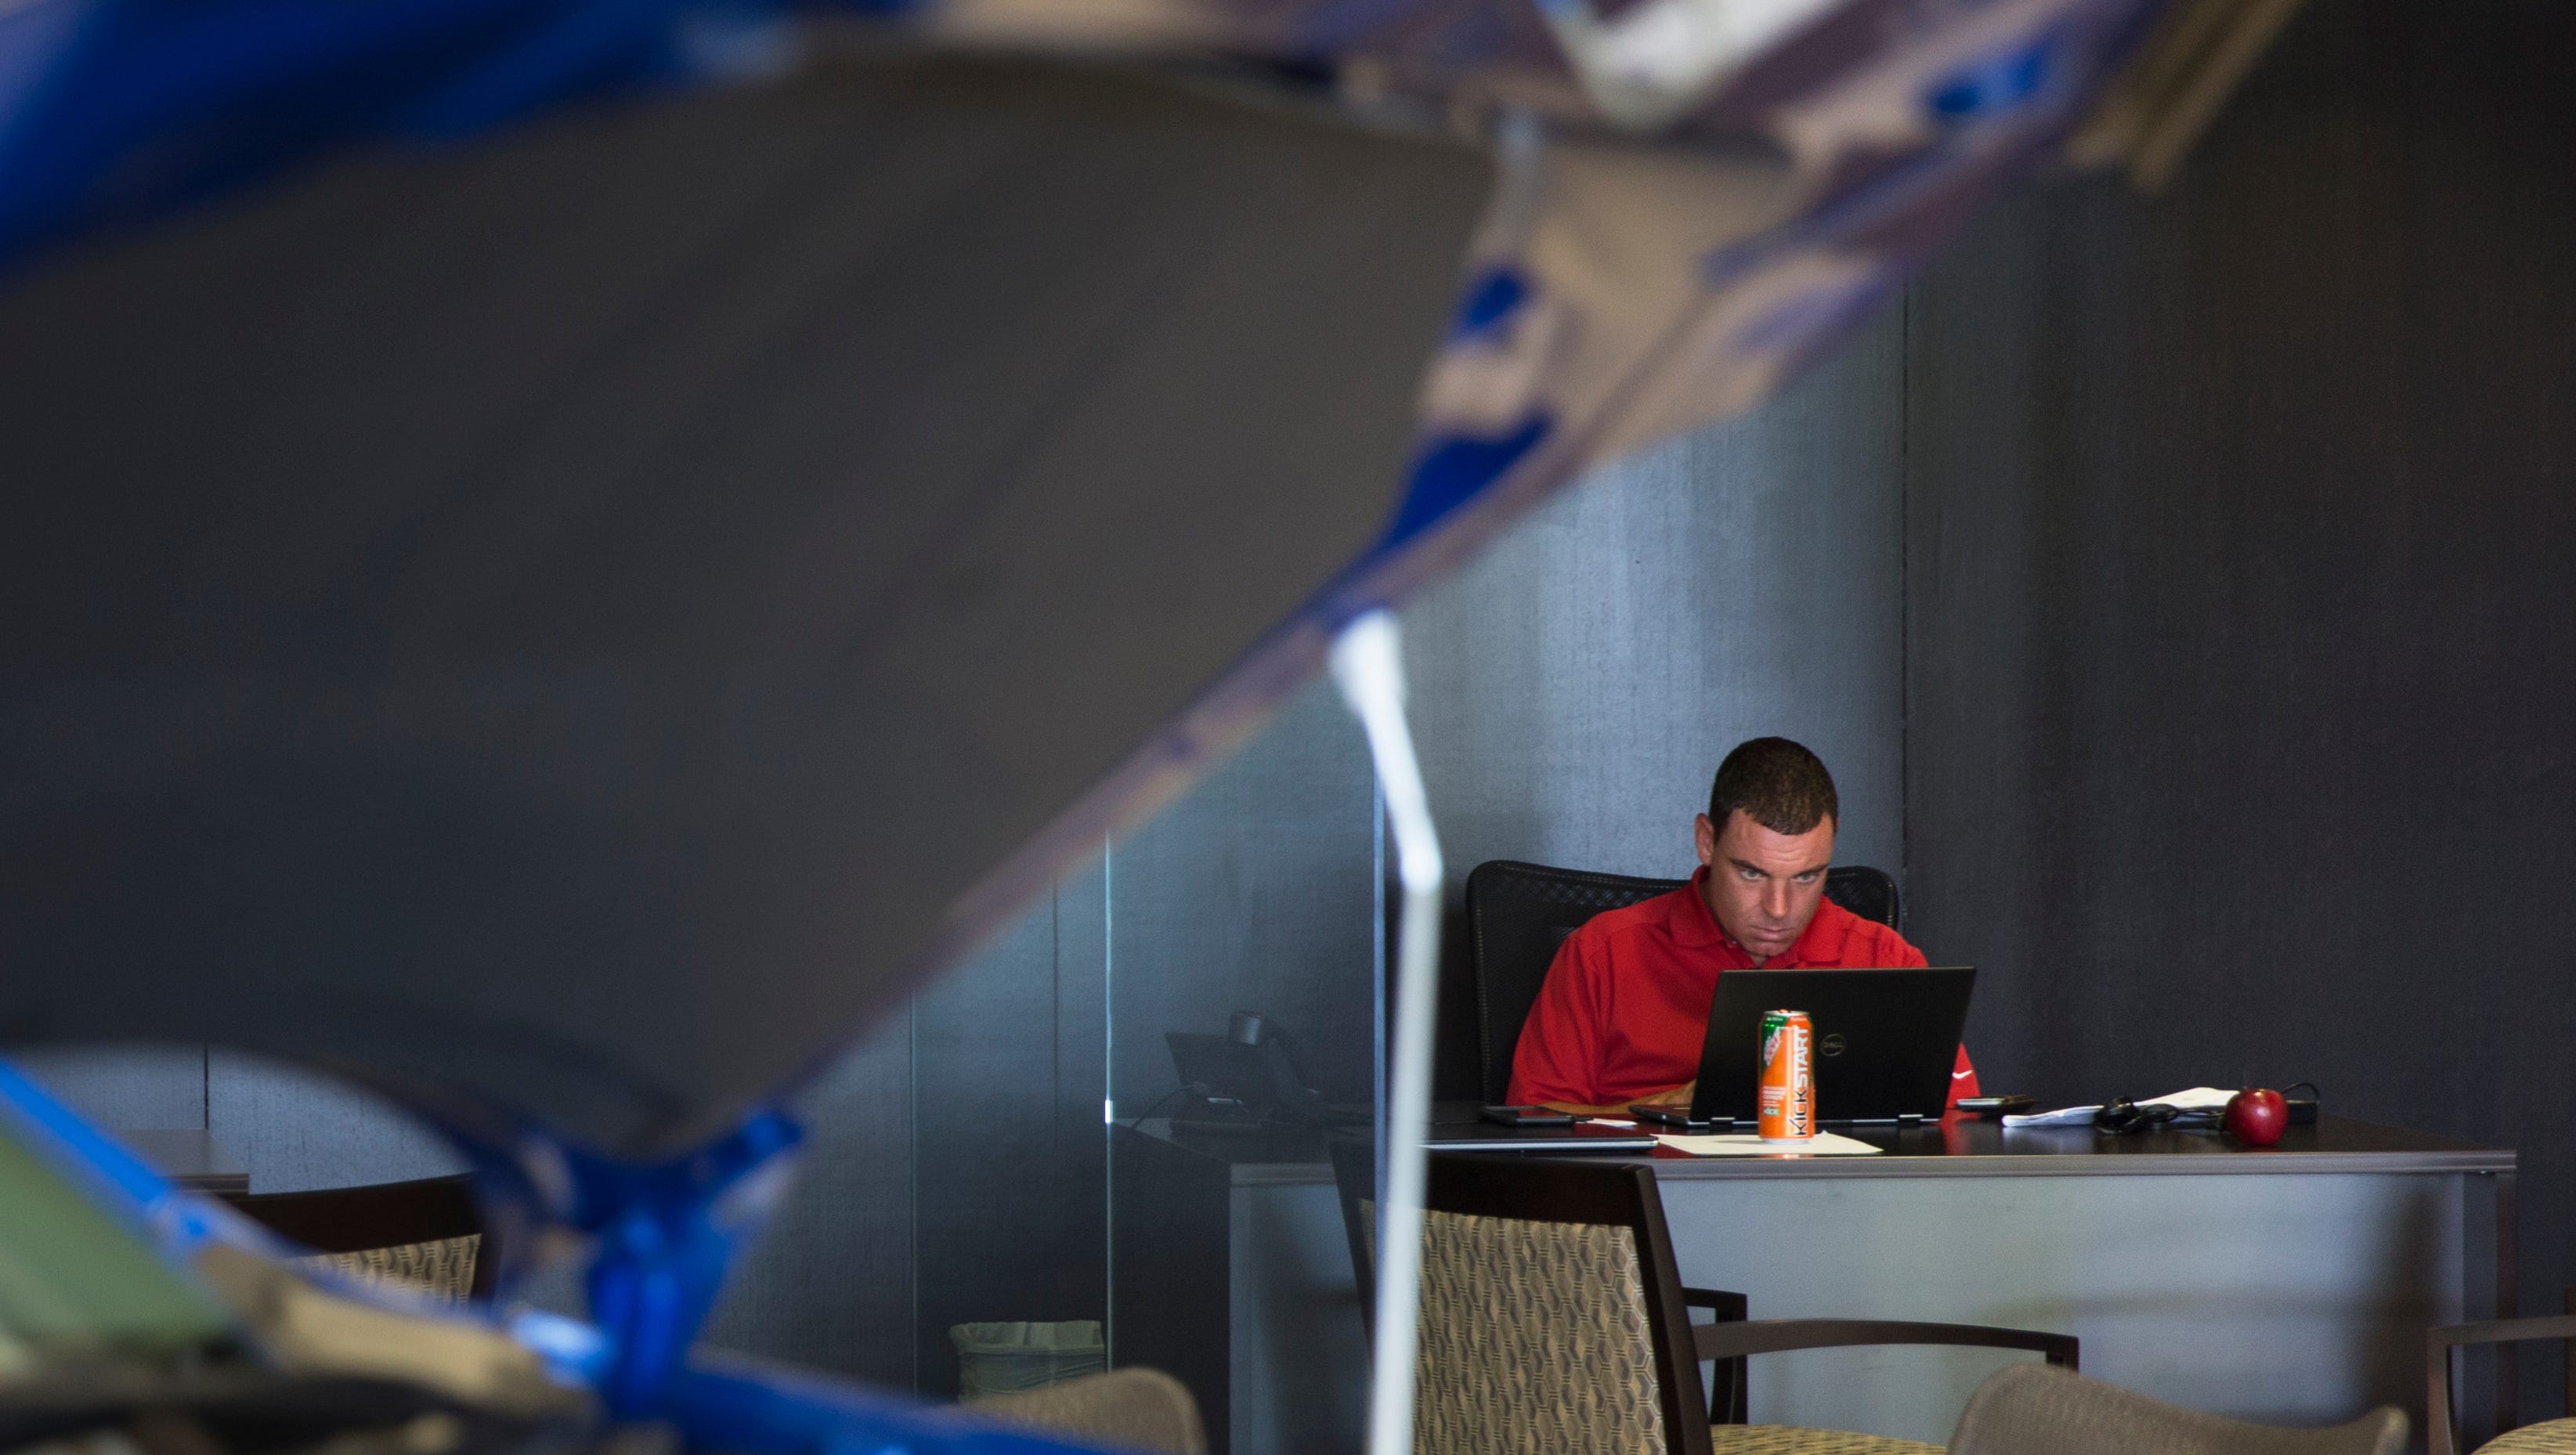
1464;860;1902;1106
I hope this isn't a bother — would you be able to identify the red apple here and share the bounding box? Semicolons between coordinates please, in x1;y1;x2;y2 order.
2226;1087;2289;1146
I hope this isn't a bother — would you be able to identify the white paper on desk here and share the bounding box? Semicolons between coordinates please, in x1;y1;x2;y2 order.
2000;1085;2236;1128
1653;1131;1884;1157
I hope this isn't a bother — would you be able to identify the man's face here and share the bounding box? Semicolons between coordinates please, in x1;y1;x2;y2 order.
1694;809;1835;963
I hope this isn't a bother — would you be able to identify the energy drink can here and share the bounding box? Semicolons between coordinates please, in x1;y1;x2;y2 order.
1757;1009;1815;1141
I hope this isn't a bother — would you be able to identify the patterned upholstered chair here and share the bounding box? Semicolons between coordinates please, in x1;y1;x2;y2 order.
1331;1143;2073;1455
1330;1139;1753;1427
2427;1291;2576;1455
1948;1363;2403;1455
973;1367;1208;1454
222;1172;490;1303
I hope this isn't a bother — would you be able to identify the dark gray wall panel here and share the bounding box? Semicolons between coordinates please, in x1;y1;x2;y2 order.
16;1045;206;1131
912;890;1076;1395
206;1052;465;1193
702;1019;916;1387
1108;679;1378;1109
904;858;1110;1399
12;1045;468;1193
1399;309;1911;1096
1903;0;2576;1407
1050;859;1111;1344
1404;303;1909;887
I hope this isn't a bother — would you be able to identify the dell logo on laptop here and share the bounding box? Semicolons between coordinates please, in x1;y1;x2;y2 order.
1819;1033;1848;1058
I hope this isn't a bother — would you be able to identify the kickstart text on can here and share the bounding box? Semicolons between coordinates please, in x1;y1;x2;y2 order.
1757;1009;1815;1141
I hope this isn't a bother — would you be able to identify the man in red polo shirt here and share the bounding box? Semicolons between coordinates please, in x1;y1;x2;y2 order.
1508;737;1978;1113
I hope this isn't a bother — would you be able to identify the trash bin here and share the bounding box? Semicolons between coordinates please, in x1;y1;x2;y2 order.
951;1320;1107;1401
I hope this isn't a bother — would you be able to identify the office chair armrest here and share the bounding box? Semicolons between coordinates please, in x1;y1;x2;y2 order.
1692;1319;2077;1371
2425;1311;2576;1455
1683;1287;1748;1320
1686;1289;1755;1425
2427;1313;2576;1350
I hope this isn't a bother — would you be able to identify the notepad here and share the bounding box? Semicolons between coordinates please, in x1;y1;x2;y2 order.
1653;1131;1884;1157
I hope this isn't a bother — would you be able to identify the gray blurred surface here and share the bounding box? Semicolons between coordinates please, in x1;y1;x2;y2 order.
0;52;1486;1160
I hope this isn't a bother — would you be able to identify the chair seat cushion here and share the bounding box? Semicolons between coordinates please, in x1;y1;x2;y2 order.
1709;1424;1946;1455
2483;1421;2576;1454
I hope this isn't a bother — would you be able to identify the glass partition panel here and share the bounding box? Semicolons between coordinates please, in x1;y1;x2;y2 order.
704;672;1383;1427
1104;676;1379;1454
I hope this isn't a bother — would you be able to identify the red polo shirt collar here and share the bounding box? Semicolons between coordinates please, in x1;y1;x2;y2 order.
1667;867;1841;966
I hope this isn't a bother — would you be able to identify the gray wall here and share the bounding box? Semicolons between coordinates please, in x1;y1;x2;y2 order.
901;862;1107;1395
18;1045;464;1191
700;1016;917;1383
1404;302;1909;885
1399;305;1913;1099
1902;0;2576;1408
1109;680;1379;1108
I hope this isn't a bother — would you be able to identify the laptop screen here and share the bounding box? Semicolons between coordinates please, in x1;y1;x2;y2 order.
1689;967;1975;1125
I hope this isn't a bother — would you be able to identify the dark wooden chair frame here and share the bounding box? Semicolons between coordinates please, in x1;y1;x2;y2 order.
1331;1143;2075;1455
2426;1287;2576;1455
220;1172;495;1299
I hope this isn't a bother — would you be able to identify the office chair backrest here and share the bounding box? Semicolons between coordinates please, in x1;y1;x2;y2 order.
1328;1143;1711;1455
222;1172;490;1302
1465;860;1902;1106
1823;865;1901;933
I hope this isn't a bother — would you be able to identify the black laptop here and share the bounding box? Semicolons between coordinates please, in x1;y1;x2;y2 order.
1631;966;1976;1129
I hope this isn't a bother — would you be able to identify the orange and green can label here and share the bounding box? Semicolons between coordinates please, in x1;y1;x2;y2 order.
1757;1009;1815;1140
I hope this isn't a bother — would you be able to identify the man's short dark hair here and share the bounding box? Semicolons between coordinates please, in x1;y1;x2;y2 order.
1708;738;1839;837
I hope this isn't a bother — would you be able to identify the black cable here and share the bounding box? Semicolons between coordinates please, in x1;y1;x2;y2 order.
1129;1082;1209;1123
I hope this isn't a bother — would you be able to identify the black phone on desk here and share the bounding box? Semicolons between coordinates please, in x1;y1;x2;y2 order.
1165;1011;1353;1128
1480;1104;1575;1128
